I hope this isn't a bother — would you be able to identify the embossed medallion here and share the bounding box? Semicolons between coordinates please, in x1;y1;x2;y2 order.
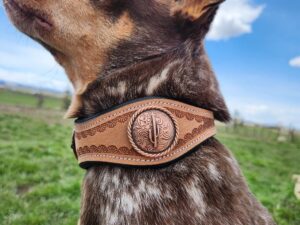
128;107;178;157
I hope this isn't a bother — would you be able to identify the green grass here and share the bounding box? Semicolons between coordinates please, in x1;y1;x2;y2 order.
217;132;300;225
0;105;299;224
0;89;63;110
0;113;83;225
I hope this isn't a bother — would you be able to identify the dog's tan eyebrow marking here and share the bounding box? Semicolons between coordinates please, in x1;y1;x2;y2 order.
171;0;224;20
111;11;134;41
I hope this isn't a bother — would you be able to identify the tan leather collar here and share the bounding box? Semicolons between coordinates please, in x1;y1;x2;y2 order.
73;98;216;168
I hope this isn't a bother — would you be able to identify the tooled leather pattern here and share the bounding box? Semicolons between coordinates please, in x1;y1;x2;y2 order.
75;111;135;140
75;108;208;140
165;107;206;122
76;117;214;157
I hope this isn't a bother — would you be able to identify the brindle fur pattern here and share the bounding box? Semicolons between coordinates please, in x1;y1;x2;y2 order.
3;0;276;224
81;139;274;225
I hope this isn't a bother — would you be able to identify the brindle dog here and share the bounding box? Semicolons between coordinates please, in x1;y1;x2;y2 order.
4;0;276;224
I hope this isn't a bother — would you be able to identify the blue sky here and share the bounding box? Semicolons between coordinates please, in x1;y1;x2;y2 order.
0;0;299;128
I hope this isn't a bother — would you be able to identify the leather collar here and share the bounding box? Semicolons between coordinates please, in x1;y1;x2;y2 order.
73;98;216;169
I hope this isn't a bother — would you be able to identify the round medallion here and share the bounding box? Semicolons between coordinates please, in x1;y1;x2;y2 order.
128;107;178;157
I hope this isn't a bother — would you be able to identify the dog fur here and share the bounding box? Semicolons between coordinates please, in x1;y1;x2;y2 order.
4;0;276;224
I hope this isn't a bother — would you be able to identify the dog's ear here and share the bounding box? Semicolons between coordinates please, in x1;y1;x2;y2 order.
164;0;224;39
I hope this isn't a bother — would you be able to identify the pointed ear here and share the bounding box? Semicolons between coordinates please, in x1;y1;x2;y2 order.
170;0;225;39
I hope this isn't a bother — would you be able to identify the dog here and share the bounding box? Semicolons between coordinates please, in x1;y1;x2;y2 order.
4;0;276;224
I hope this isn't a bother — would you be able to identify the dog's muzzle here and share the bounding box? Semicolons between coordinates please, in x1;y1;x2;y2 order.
72;98;216;169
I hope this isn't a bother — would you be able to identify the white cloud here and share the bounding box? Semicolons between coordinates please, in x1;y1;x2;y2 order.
207;0;265;41
289;56;300;68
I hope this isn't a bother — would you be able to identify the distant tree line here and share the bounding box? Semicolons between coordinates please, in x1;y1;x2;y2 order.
222;111;299;143
34;90;71;110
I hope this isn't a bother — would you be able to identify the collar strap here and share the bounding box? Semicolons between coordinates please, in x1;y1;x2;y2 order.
73;98;216;168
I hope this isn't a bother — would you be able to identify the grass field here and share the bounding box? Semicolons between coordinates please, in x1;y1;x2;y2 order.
0;90;299;225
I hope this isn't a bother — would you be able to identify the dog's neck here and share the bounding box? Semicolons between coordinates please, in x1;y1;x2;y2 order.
76;42;230;122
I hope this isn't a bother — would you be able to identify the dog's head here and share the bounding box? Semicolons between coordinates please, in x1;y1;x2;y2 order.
4;0;228;120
